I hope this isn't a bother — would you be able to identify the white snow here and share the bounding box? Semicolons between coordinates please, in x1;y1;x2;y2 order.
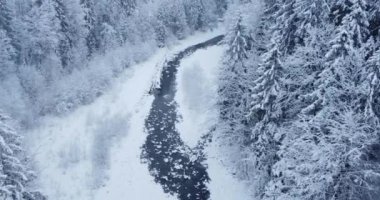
25;28;224;200
175;45;252;199
26;50;173;200
206;142;253;200
175;46;223;148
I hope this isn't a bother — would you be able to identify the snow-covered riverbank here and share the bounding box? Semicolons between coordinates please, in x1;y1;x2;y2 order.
175;45;252;200
25;29;223;200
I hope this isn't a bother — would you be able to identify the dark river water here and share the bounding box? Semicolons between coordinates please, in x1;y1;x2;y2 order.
141;35;224;200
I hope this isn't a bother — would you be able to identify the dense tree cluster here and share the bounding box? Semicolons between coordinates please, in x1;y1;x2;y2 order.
0;0;226;122
0;0;228;198
218;0;380;199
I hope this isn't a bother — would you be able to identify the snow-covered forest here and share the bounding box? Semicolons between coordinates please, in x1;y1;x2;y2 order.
0;0;380;199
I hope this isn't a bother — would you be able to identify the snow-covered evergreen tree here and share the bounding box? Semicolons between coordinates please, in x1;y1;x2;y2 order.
293;0;331;42
343;0;370;48
21;0;61;75
119;0;136;16
273;0;333;54
214;0;228;16
368;0;380;38
272;0;299;54
0;29;15;78
247;40;284;194
218;11;253;144
80;0;98;57
264;109;380;200
219;4;255;120
99;22;121;50
331;0;353;25
51;0;73;69
250;43;283;123
156;0;188;39
364;49;380;119
0;0;12;33
0;0;19;63
302;16;365;114
217;5;260;188
151;17;169;47
225;16;250;64
182;0;217;31
0;112;44;200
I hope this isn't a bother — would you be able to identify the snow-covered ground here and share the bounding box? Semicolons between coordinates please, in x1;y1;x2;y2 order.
26;48;172;200
175;45;252;200
175;46;222;148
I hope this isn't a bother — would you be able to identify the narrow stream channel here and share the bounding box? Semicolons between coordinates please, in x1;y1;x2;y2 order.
141;35;224;200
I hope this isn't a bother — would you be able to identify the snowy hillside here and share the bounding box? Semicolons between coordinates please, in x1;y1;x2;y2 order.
1;0;380;199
